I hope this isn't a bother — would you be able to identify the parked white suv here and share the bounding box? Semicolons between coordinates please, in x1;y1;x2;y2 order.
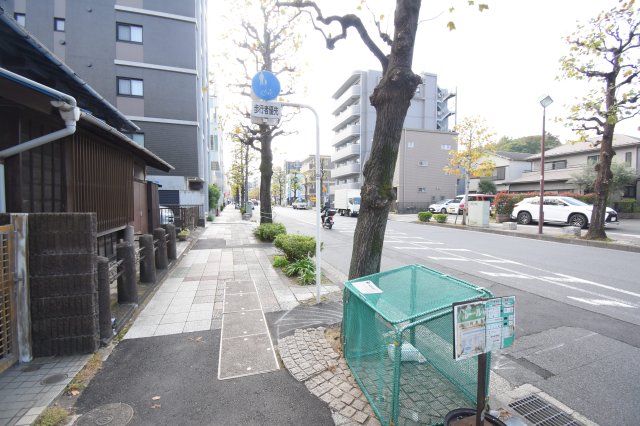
292;200;308;210
428;199;454;214
511;196;619;229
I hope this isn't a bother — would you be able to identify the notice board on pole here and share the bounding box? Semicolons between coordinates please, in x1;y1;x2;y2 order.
453;296;515;361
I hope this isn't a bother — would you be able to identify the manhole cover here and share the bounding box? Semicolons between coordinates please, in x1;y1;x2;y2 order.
40;373;68;385
76;403;134;426
21;364;42;372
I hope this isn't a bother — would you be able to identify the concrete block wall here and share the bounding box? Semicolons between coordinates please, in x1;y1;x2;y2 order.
29;214;99;357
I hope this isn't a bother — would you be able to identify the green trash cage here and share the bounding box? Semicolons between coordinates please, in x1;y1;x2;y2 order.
343;264;493;426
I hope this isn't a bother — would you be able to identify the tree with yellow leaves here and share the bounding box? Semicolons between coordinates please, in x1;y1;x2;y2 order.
444;116;496;225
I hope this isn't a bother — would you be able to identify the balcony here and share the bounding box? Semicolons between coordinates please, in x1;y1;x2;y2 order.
330;181;361;194
332;124;360;147
331;162;361;179
332;85;361;115
332;143;360;163
332;104;360;131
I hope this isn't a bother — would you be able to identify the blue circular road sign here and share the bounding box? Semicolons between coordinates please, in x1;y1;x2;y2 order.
251;71;281;101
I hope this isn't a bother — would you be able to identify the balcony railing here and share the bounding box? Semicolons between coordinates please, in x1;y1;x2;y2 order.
332;85;361;115
332;124;360;147
330;181;361;193
331;143;360;163
332;104;360;131
331;163;361;179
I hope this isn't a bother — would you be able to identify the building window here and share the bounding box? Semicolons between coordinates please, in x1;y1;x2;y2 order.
544;160;567;170
117;23;143;43
418;187;427;193
54;18;65;32
14;13;25;26
587;155;599;165
124;133;145;146
492;166;506;180
407;142;414;148
441;144;452;150
418;160;428;167
117;78;144;97
625;152;632;167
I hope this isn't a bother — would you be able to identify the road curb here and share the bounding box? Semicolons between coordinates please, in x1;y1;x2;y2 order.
412;220;640;254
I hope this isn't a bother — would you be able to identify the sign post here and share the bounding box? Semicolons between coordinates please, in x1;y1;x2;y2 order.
249;71;322;303
452;296;516;426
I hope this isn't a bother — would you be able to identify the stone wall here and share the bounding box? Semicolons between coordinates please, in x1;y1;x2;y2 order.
29;214;99;356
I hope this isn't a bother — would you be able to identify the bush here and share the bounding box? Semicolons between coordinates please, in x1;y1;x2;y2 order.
433;213;448;223
418;211;433;222
274;234;317;261
272;255;289;268
177;229;190;240
615;198;639;213
207;214;214;222
284;257;316;285
255;223;287;241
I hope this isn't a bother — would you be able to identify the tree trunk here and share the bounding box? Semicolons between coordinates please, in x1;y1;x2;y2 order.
348;2;422;280
259;125;274;224
585;74;618;240
585;128;614;239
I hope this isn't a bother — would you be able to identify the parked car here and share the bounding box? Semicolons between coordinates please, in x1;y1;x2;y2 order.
511;196;619;229
160;206;174;224
292;200;308;210
447;194;495;215
428;199;454;214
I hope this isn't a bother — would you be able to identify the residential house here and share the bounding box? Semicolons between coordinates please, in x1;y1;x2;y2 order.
468;151;532;193
509;135;640;201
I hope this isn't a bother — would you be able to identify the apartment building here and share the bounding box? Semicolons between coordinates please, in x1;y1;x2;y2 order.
299;154;333;206
3;0;215;219
331;70;456;198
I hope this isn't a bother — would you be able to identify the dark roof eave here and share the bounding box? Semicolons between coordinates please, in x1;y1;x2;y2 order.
79;113;173;172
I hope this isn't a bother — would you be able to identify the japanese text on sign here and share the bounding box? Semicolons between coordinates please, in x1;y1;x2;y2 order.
453;296;516;360
251;100;282;125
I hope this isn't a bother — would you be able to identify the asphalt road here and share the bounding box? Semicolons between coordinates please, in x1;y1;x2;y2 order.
273;206;640;425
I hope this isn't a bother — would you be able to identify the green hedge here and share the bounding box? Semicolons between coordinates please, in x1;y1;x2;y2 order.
433;213;448;223
274;234;317;261
418;211;433;222
255;223;287;242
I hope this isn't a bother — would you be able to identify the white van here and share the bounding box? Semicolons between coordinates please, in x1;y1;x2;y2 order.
447;194;495;215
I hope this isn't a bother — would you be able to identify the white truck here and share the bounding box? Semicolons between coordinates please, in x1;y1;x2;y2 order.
334;189;361;217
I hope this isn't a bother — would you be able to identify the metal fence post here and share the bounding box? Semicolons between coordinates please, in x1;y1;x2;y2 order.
96;256;112;342
154;228;168;270
117;242;138;304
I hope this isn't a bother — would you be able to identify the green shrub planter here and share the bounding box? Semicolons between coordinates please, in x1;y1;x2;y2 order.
433;213;448;223
418;211;433;222
274;234;317;261
255;223;287;242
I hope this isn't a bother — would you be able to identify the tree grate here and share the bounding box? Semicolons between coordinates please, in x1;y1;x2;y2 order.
508;394;585;426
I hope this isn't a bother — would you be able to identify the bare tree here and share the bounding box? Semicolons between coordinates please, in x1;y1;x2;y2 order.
223;0;304;223
559;1;639;239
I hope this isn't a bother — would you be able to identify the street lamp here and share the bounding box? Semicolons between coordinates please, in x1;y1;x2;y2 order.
538;95;553;234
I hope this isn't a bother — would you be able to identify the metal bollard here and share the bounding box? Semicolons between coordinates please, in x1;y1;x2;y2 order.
97;256;113;343
154;228;168;270
139;234;156;284
117;242;138;304
165;223;177;260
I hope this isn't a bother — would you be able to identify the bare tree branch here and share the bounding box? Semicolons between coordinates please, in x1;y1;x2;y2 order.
277;1;389;69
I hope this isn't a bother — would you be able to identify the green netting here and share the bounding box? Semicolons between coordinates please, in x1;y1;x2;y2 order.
343;264;493;426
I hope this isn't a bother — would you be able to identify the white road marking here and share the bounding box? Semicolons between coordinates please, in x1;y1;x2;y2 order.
428;257;471;261
550;273;640;299
567;297;637;308
480;272;533;279
436;248;472;252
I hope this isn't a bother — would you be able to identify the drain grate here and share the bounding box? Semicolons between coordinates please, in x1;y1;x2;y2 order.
509;394;584;426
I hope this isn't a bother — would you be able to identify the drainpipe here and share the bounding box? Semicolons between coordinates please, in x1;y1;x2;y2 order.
0;101;78;212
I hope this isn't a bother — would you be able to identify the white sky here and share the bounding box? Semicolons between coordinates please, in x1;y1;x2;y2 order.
209;0;640;171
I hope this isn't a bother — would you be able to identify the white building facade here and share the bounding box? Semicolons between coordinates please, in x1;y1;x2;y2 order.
330;70;456;194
